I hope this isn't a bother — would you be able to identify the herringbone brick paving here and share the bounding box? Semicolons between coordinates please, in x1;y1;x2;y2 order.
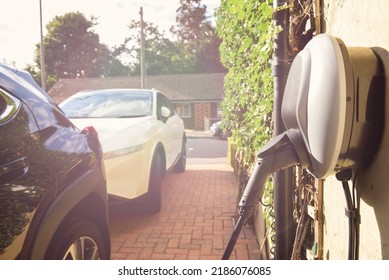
109;162;261;260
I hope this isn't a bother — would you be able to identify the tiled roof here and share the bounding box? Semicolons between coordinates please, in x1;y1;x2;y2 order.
48;72;226;103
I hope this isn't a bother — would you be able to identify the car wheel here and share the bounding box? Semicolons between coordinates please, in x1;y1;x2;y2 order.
146;152;162;213
174;138;186;173
45;217;108;260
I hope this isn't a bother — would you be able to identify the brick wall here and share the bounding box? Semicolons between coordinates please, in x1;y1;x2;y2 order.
194;103;211;130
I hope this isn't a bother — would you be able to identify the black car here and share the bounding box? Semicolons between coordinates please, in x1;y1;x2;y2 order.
0;63;110;259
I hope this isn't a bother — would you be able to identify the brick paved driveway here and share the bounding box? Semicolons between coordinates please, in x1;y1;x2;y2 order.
109;155;261;260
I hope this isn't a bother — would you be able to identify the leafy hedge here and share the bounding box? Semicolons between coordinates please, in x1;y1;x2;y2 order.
216;0;277;169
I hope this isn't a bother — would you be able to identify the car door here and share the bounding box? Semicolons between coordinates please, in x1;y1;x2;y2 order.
156;92;183;169
0;88;55;259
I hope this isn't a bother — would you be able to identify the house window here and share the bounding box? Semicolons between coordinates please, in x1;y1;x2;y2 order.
217;102;222;117
176;103;191;118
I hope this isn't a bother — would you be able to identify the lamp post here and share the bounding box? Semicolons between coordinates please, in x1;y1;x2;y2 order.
39;0;46;91
139;6;145;89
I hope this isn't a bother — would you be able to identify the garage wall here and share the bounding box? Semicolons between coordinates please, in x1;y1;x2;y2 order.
322;0;389;259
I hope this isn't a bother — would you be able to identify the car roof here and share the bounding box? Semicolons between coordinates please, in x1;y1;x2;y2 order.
0;63;53;103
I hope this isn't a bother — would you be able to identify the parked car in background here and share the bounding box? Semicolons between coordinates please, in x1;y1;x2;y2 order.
210;120;230;139
0;63;110;259
60;88;186;213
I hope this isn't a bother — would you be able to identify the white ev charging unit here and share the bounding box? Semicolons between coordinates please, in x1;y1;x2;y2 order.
223;34;385;259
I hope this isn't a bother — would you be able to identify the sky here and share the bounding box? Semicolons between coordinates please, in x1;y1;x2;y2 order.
0;0;220;68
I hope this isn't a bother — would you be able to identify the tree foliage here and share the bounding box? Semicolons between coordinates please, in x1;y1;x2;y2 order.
216;0;277;167
171;0;214;50
34;12;129;89
113;0;225;75
171;0;225;73
113;20;196;75
30;2;225;89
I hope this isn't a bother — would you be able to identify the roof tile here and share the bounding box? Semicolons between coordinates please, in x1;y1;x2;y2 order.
48;73;226;103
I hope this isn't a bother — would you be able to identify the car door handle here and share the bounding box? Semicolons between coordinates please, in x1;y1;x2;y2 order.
0;157;28;184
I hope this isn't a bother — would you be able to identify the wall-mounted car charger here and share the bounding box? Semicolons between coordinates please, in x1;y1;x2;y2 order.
282;34;384;178
223;34;386;259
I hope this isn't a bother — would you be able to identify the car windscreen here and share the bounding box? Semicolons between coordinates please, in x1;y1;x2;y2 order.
60;90;153;118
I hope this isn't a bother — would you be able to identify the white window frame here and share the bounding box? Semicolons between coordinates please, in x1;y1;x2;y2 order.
217;102;222;117
176;103;191;118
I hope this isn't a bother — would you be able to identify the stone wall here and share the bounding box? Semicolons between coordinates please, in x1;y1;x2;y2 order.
322;0;389;259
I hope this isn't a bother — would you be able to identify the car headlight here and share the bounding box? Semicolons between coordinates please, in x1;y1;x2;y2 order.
104;143;145;160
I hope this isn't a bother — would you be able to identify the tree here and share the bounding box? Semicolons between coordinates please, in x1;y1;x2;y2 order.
113;20;195;75
171;0;225;73
34;12;129;89
111;1;224;75
171;0;214;50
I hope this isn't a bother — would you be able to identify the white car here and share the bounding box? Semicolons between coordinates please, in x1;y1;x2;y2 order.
60;88;186;212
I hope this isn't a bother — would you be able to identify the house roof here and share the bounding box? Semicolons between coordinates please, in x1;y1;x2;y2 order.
48;72;226;103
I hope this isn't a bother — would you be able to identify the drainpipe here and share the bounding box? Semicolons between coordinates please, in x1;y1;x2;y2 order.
272;0;295;259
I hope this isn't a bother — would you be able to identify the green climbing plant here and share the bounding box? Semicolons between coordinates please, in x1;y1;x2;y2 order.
216;0;279;232
216;0;277;169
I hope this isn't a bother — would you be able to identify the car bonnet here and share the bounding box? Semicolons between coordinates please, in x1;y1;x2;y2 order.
69;117;155;156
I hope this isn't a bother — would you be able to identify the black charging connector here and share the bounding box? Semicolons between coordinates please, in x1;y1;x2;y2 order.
222;130;308;260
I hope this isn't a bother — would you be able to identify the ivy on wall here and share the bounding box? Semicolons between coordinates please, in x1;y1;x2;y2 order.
217;1;320;256
216;0;279;233
216;0;277;169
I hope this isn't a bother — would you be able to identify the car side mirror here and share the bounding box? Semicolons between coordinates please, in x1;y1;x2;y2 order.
161;106;171;119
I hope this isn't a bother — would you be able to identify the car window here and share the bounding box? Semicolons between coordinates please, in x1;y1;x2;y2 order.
61;90;153;118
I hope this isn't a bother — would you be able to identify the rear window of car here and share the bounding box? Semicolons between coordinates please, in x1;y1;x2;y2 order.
60;90;153;118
